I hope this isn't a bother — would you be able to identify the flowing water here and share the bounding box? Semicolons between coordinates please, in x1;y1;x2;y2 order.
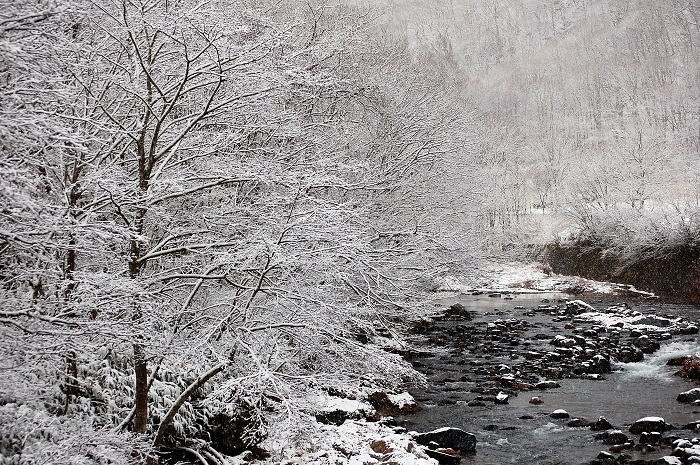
400;293;700;465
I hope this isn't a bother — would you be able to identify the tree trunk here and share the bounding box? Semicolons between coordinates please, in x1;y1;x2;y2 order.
149;361;228;462
133;343;149;433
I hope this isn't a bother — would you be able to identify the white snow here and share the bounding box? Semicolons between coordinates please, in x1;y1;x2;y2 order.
435;262;627;295
636;416;665;423
575;309;681;332
310;394;374;414
264;420;438;465
387;392;416;409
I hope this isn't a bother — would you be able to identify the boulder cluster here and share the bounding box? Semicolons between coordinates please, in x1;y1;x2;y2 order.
402;296;700;465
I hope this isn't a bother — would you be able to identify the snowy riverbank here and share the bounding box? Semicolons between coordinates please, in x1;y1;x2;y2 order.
436;262;656;298
235;262;659;465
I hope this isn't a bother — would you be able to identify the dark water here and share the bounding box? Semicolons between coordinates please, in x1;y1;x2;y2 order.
400;293;700;465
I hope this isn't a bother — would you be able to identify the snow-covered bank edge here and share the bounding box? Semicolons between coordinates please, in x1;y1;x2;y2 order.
259;419;436;465
435;262;657;298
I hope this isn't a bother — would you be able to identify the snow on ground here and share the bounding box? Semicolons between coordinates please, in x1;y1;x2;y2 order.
227;391;435;465
435;261;652;296
575;309;680;331
256;420;437;465
309;393;375;417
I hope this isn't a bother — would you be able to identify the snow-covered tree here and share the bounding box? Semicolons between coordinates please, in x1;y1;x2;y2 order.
2;0;474;462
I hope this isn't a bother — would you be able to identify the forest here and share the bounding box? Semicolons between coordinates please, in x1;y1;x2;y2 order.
1;0;698;463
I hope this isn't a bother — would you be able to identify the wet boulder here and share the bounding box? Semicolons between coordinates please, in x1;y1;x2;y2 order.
671;441;700;463
568;418;592;428
591;417;615;431
640;432;663;444
535;380;561;390
675;357;700;380
629;417;666;434
677;388;700;403
586;354;612;374
616;346;644;363
602;430;629;445
495;392;509;404
550;409;570;419
424;448;462;465
682;420;700;430
414;427;477;454
368;391;421;417
445;303;474;321
594;451;617;464
679;324;699;335
633;315;673;327
633;335;661;354
551;335;578;348
565;300;596;315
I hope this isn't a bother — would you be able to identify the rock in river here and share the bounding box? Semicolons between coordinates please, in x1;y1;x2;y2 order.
550;409;570;419
414;427;477;454
591;416;615;431
602;430;629;445
629;416;666;434
677;388;700;403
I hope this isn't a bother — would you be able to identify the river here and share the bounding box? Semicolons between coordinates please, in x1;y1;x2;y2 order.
398;293;700;464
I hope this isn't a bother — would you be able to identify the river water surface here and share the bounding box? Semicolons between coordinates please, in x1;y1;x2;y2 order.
400;293;700;464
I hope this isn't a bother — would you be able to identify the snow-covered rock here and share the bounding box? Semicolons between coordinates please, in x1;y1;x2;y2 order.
678;388;700;403
312;394;375;426
629;417;666;434
414;427;477;454
602;430;629;445
655;457;683;465
270;420;438;465
550;409;570;419
368;391;421;416
591;417;615;431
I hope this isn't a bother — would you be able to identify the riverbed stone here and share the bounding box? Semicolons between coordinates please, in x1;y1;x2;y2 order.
495;392;509;404
587;354;612;374
672;442;700;463
680;324;699;335
602;430;629;445
676;357;700;380
594;450;617;464
569;418;592;428
551;335;578;348
550;409;570;419
591;417;615;431
617;346;644;363
424;448;462;465
653;457;683;465
634;335;661;354
415;427;477;454
640;432;663;444
683;421;700;430
677;388;700;403
629;417;666;434
535;380;561;390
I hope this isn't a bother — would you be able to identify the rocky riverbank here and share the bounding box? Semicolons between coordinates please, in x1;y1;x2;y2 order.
398;292;700;465
233;266;699;465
